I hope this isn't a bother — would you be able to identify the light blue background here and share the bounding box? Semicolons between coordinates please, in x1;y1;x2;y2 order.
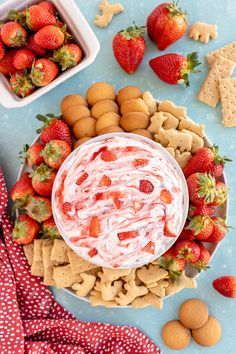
0;0;235;352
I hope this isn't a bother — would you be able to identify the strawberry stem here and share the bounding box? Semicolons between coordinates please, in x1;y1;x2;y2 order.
119;22;146;40
180;52;201;87
167;1;188;17
36;113;58;133
212;145;232;165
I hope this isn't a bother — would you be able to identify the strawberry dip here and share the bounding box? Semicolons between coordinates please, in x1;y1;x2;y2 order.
53;134;188;268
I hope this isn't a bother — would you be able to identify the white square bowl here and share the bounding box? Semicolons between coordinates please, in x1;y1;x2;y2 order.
0;0;100;108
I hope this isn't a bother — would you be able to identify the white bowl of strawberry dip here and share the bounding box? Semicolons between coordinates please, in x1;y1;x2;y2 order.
52;133;189;269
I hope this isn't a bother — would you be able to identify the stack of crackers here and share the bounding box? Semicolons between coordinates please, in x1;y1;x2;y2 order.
23;239;197;309
198;41;236;127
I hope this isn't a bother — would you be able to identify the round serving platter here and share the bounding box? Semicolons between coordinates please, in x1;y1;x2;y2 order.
17;121;228;307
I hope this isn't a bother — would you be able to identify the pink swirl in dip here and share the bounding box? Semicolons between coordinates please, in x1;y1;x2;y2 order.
53;135;186;268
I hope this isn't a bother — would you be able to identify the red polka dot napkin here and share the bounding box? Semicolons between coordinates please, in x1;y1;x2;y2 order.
0;167;161;354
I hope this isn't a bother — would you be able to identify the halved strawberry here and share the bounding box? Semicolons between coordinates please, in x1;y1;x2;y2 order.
89;216;100;237
118;230;139;241
99;175;111;187
142;241;155;255
139;180;154;194
160;189;173;204
164;221;176;237
76;172;88;186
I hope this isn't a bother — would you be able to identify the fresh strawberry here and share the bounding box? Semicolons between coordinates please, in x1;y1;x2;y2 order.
132;158;148;167
205;216;229;243
99;175;111;187
147;1;188;50
187;173;217;205
112;23;146;74
52;43;82;71
19;142;44;168
174;240;200;263
12;49;35;69
10;70;35;98
139;180;154;194
89;216;100;237
26;5;56;31
0;39;5;61
188;203;215;219
34;25;64;50
31;163;56;197
100;150;117;162
164;221;176;237
1;22;27;47
213;276;236;298
191;243;210;272
150;52;201;87
183;145;231;178
26;195;52;222
186;215;213;240
36;114;72;147
30;58;59;86
0;50;18;76
12;214;40;244
88;248;98;257
25;35;46;56
118;230;139;241
159;247;186;279
42;139;71;169
10;174;36;209
142;241;155;255
160;189;173;204
38;1;57;15
178;225;196;241
41;216;61;239
211;181;228;206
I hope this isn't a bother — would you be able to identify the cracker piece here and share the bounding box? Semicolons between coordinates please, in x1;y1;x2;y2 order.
149;280;168;298
94;280;102;292
31;260;44;277
165;272;197;296
99;268;131;283
51;239;70;265
72;273;96;296
206;41;236;65
175;150;192;169
181;130;204;153
219;77;236;127
122;269;136;282
148;112;168;134
137;264;168;285
100;280;123;301
198;56;235;107
115;280;148;306
143;91;158;115
23;243;34;266
42;240;56;286
90;290;117;307
53;264;83;288
178;118;205;137
131;293;163;309
158;100;187;119
67;249;96;274
86;267;102;276
31;239;48;277
165;147;175;157
155;128;192;152
94;0;124;28
162;112;179;130
189;22;218;44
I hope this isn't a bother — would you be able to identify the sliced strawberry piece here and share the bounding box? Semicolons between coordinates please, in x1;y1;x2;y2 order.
99;175;111;187
133;201;144;212
139;180;154;194
101;150;117;162
95;193;104;201
164;221;177;237
88;248;98;257
76;172;88;185
89;216;100;237
160;189;173;204
62;201;72;214
133;158;148;167
118;230;139;241
113;198;123;209
142;241;155;254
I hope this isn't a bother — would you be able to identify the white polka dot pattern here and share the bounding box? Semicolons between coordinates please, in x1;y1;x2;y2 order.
0;168;161;354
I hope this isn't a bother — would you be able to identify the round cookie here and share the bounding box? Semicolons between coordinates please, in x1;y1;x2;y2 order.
96;112;120;134
73;117;96;139
61;94;88;113
179;298;209;329
131;129;153;140
162;320;191;350
91;99;119;119
86;82;116;106
120;112;149;132
192;316;222;347
117;86;142;106
98;125;124;135
120;98;149;116
74;137;91;149
63;105;91;126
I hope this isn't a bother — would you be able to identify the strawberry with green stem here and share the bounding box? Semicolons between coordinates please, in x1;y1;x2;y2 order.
41;216;61;239
30;58;59;86
159;247;187;280
186;215;213;240
31;163;56;197
12;214;40;244
38;1;57;15
12;48;35;70
10;173;36;209
191;243;210;272
188;204;215;219
187;173;218;205
41;139;71;169
26;195;52;222
112;22;146;74
174;239;200;264
149;52;201;87
34;24;72;50
10;70;35;98
205;216;231;243
19;142;45;169
1;22;27;47
26;5;56;31
52;43;82;71
211;181;228;206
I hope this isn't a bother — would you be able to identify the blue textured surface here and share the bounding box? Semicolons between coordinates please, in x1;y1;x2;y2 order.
0;0;235;352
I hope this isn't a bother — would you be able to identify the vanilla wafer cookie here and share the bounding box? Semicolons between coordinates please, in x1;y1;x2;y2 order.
198;56;235;107
219;77;236;127
206;41;236;65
